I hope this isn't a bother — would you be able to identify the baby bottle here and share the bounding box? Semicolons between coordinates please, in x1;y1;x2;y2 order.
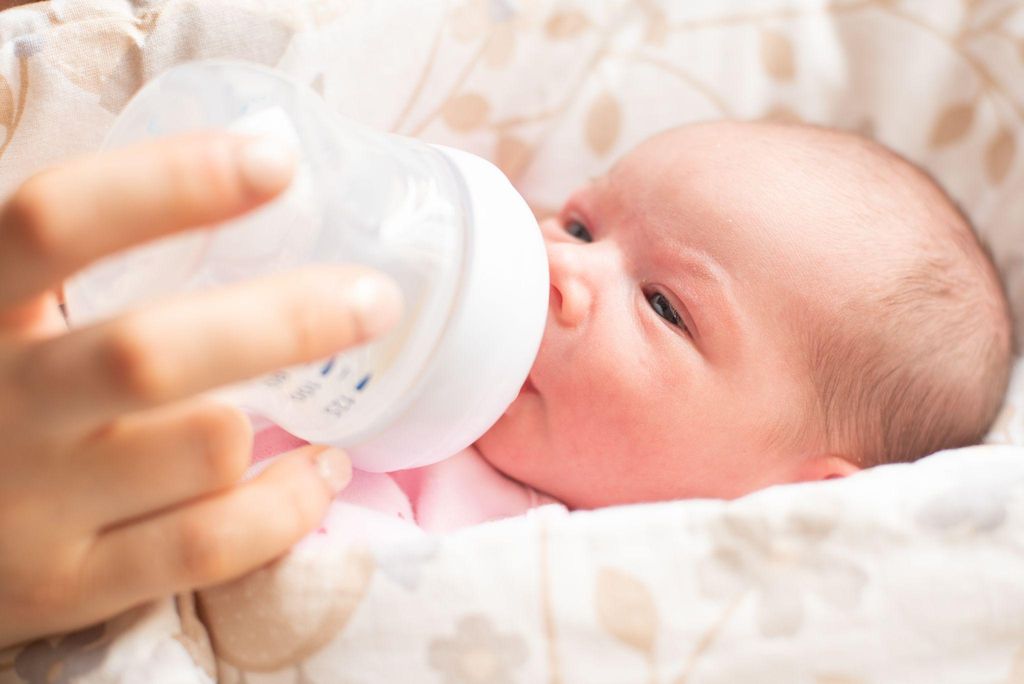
63;60;549;472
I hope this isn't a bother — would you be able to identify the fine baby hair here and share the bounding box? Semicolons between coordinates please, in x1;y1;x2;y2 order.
771;124;1013;468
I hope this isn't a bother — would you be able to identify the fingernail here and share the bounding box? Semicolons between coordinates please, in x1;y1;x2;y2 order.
314;447;352;494
238;136;296;196
349;273;404;338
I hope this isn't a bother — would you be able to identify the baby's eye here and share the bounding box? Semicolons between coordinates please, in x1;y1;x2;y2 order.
646;290;685;329
565;220;593;243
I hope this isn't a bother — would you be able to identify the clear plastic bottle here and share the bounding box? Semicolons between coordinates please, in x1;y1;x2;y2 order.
64;60;549;472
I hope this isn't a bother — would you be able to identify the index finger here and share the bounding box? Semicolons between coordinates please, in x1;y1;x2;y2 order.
0;132;295;309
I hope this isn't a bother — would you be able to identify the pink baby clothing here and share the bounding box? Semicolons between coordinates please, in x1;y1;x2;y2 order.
250;423;561;534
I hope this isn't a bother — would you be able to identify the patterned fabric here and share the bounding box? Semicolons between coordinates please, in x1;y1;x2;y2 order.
2;0;1024;682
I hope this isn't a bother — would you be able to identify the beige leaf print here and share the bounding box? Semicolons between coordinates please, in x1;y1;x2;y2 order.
545;10;589;39
307;0;349;25
442;93;490;131
0;74;12;132
495;135;534;180
596;567;658;654
48;3;119;24
200;548;375;671
761;30;796;81
484;24;516;69
857;117;877;140
1008;643;1024;683
451;1;489;42
585;90;621;157
44;24;135;95
146;2;296;70
429;615;527;684
646;19;668;46
762;105;802;124
985;127;1016;185
100;1;294;114
929;102;975;148
642;3;668;45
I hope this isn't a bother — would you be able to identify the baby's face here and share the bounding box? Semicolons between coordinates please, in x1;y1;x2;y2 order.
475;123;862;508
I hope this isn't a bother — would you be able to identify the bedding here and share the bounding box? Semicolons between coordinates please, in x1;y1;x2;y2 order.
2;0;1024;682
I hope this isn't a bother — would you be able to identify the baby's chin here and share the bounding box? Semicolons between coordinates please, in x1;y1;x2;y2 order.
488;374;540;431
473;387;541;475
471;426;512;479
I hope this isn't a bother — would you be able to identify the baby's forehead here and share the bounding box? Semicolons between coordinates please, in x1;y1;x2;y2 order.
610;125;801;216
607;123;959;315
631;121;908;180
603;126;823;253
611;122;931;252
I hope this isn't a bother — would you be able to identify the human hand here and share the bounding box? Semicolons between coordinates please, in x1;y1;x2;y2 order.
0;132;402;647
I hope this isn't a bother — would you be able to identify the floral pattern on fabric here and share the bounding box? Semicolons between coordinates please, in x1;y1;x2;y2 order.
3;1;1024;682
428;614;528;684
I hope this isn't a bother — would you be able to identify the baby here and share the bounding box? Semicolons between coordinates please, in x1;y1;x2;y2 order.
2;118;1010;656
257;119;1013;530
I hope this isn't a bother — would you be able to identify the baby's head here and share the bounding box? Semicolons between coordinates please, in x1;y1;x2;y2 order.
475;120;1013;508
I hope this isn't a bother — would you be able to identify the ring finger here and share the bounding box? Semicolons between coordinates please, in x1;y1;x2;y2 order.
69;400;254;530
77;445;348;627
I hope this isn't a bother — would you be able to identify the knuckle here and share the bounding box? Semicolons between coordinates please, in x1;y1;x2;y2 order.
176;516;232;584
5;556;83;621
21;571;80;616
0;512;87;623
281;294;322;361
101;321;173;404
346;297;372;346
191;405;252;487
3;173;63;262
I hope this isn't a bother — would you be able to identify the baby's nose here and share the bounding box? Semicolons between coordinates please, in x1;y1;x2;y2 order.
546;244;591;328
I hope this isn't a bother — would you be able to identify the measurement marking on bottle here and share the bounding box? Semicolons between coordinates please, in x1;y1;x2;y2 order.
290;381;321;401
324;394;355;417
320;358;335;376
264;371;288;387
355;374;371;391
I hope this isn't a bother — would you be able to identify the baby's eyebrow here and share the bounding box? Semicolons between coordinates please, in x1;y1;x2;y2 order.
676;249;727;287
667;247;740;349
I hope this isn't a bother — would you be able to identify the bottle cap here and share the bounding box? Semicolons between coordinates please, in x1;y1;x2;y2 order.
345;145;549;470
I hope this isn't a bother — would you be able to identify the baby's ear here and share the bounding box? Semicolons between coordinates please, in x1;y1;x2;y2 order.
793;454;861;483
